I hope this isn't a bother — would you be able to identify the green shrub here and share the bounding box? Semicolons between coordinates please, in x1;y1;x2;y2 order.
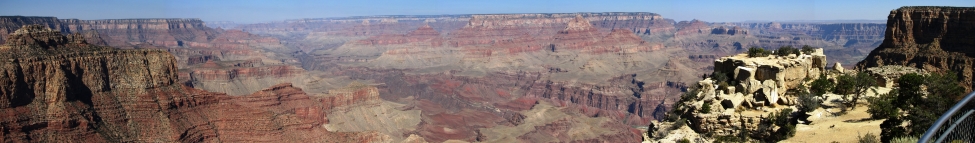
834;72;875;109
671;118;686;130
801;45;816;54
810;75;834;97
758;108;796;142
876;72;964;142
700;103;712;113
858;133;880;143
713;135;745;143
718;81;730;93
747;47;771;57
678;138;691;143
866;90;898;119
889;136;918;143
775;46;800;56
798;93;821;112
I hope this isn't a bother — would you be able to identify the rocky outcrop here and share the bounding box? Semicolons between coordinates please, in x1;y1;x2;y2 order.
586;29;660;54
711;26;748;35
354;24;444;46
856;6;975;92
59;18;217;47
187;64;306;95
711;48;826;107
675;20;711;37
0;25;381;142
552;15;603;50
864;65;926;88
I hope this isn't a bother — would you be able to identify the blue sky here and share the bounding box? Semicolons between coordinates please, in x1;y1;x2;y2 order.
1;0;972;23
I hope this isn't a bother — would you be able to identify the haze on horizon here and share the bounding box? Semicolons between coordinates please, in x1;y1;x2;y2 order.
1;0;972;23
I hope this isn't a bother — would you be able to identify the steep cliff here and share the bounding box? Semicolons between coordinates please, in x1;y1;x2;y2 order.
0;25;380;142
856;6;975;91
59;18;217;47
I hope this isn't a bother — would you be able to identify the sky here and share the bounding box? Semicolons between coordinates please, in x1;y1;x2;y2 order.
1;0;972;23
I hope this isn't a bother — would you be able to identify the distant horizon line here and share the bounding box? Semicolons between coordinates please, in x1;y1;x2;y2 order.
1;14;888;24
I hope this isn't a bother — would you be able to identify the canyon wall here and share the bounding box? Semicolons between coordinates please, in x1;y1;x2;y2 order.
0;25;381;142
59;18;217;47
856;6;975;92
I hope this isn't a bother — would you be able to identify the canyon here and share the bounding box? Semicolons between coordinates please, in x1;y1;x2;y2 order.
649;6;975;142
0;9;905;142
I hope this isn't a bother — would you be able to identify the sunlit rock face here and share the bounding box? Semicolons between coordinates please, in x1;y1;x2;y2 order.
0;25;386;142
857;6;975;92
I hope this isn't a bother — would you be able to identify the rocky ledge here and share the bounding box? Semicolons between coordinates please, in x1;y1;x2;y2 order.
856;6;975;92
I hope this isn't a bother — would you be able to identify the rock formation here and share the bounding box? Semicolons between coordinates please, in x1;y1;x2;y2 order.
856;6;975;92
645;48;827;140
0;25;382;142
711;26;748;35
675;20;711;37
552;15;603;50
59;18;217;48
354;24;444;46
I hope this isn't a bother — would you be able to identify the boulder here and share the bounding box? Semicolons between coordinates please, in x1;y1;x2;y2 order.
719;93;745;109
832;62;844;72
754;80;779;105
698;79;716;101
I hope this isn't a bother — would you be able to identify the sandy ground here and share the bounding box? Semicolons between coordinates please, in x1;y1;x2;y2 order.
783;87;891;143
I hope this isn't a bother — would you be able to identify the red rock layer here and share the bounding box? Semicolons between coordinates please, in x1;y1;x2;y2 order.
675;19;710;37
186;29;281;49
339;19;419;36
710;26;748;35
585;29;658;54
354;24;444;46
0;27;379;142
319;85;381;112
59;18;217;48
188;65;305;81
552;15;603;50
337;67;666;142
857;6;975;92
0;16;65;45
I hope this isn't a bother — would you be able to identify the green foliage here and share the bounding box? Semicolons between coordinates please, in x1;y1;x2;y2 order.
796;79;821;113
798;93;821;112
801;45;816;54
666;87;698;121
895;73;924;106
671;118;686;130
889;136;918;143
758;109;796;142
747;47;771;57
718;81;730;93
775;46;801;56
713;135;745;143
875;72;965;142
834;74;855;95
867;89;898;119
857;133;880;143
700;102;712;113
924;71;966;100
678;138;691;143
810;74;834;97
834;72;876;109
712;71;731;83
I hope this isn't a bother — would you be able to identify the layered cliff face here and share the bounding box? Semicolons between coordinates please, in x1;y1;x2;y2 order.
856;6;975;91
675;20;711;37
59;18;217;47
0;16;108;46
335;68;650;142
0;25;381;142
353;24;445;46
